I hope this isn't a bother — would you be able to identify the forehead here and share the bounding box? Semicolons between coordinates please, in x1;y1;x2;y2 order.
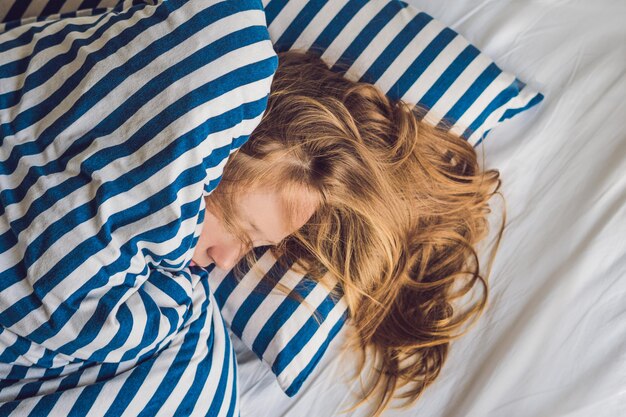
237;186;318;240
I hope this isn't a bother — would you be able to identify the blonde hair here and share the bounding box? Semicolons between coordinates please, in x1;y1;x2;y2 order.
208;51;504;416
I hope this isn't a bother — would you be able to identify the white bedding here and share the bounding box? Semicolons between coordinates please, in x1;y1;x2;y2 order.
234;1;626;416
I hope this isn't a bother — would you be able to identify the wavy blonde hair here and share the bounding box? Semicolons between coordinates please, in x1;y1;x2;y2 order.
208;51;504;416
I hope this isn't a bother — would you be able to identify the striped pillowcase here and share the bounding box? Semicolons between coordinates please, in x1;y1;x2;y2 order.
262;0;544;146
207;247;349;397
206;0;544;396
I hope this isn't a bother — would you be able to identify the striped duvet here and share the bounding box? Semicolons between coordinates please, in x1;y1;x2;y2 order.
0;0;277;415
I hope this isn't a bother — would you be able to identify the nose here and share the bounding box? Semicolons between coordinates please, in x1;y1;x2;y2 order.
208;246;244;271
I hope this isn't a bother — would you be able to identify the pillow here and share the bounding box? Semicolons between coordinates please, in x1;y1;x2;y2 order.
207;247;349;397
0;0;276;414
153;0;544;398
262;0;544;146
207;0;544;397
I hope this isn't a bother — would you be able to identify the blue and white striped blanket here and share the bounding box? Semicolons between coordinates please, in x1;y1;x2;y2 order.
0;0;277;415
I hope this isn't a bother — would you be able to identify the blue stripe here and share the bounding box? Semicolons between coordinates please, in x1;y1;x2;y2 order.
274;0;325;50
471;92;544;146
263;0;289;27
0;193;201;338
24;200;202;357
0;11;120;78
225;347;239;417
438;62;501;130
499;91;544;122
359;11;432;85
66;363;120;417
203;303;235;417
26;366;86;417
461;78;526;139
309;0;369;54
285;302;347;396
41;0;72;17
11;366;64;402
229;254;296;336
102;354;159;416
0;2;258;159
0;362;29;392
3;1;31;23
386;27;457;100
419;45;480;111
212;246;270;306
0;15;74;55
271;289;341;377
136;277;213;417
330;1;406;72
80;0;110;10
2;19;22;32
172;273;222;416
251;278;317;357
0;38;274;226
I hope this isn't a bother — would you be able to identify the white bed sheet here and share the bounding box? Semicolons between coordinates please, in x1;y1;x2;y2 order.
234;1;626;416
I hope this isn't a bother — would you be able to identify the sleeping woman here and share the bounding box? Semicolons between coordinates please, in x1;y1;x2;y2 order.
191;50;503;416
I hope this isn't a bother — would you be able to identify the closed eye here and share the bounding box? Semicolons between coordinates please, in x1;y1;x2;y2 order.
247;222;279;246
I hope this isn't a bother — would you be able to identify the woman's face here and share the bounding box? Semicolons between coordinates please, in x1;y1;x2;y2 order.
191;186;317;270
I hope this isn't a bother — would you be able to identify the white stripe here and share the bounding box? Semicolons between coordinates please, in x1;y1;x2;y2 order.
0;15;108;67
45;381;92;417
262;280;333;364
22;203;207;359
239;266;306;348
319;0;389;66
187;289;233;417
0;1;12;23
400;34;468;105
60;0;89;15
374;18;444;94
419;43;492;125
207;259;236;289
448;70;517;139
466;88;539;145
266;0;308;41
289;0;348;52
343;7;416;82
23;0;50;23
276;297;348;390
218;250;278;322
123;285;210;416
0;8;155;165
214;330;238;417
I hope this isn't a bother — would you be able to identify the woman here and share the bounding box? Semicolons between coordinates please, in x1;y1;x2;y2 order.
192;50;503;416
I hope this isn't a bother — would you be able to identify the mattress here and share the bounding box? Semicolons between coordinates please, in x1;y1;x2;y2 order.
233;1;626;416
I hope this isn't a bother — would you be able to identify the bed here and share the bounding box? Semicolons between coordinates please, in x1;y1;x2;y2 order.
0;1;624;417
233;1;626;416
